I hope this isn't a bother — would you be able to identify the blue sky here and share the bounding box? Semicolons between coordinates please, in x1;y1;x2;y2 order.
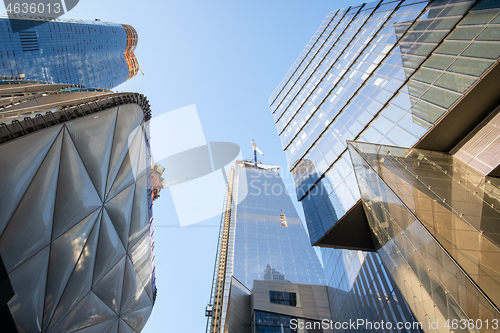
59;0;356;331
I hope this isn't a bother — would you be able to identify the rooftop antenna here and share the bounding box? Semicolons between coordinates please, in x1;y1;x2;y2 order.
251;140;264;168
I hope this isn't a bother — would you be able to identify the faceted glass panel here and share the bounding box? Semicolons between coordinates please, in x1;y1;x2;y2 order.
93;209;127;285
52;129;102;240
7;247;50;333
47;292;116;333
104;184;135;248
93;257;126;313
65;107;117;200
107;126;143;201
0;132;62;272
349;141;500;325
0;125;62;233
48;221;101;330
44;210;100;330
106;105;143;197
0;87;154;332
128;175;149;249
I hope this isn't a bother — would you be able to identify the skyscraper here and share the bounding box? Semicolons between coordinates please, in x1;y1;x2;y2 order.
207;161;325;333
0;77;155;332
270;0;500;330
0;17;139;89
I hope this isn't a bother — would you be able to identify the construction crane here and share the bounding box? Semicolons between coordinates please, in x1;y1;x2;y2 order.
251;140;264;169
150;164;165;202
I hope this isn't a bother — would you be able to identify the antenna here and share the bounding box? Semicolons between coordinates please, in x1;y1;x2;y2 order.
251;140;264;168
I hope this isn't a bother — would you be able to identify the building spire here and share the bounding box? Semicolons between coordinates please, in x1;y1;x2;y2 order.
251;140;264;168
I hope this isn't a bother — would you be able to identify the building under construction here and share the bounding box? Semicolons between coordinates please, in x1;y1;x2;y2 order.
206;160;325;333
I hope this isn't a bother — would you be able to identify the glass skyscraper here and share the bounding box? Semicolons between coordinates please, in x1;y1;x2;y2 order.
270;0;500;331
0;17;139;89
231;162;325;287
0;77;155;332
207;161;325;333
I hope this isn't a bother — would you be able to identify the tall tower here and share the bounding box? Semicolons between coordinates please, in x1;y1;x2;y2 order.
0;17;139;89
207;161;325;333
270;0;500;330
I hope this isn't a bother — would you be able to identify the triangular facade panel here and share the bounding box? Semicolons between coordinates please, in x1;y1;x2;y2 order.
65;107;118;201
43;209;100;330
52;129;103;240
106;320;119;333
122;302;153;332
118;319;137;333
0;131;62;272
107;150;137;202
135;126;147;180
0;125;63;233
67;319;117;333
106;105;143;197
120;257;148;313
7;246;50;333
93;209;127;285
104;183;135;248
46;292;116;333
93;256;126;313
48;220;101;331
128;174;149;249
129;232;152;294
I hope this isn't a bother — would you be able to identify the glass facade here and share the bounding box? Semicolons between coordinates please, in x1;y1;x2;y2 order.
0;80;155;332
253;310;327;333
322;248;421;333
270;0;500;234
270;0;500;331
0;18;139;89
269;291;298;306
349;141;500;330
231;163;325;288
208;162;325;333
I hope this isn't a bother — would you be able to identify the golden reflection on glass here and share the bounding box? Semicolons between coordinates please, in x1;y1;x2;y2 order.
349;141;500;331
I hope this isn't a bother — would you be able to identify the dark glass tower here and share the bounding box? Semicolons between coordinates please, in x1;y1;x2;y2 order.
0;18;139;89
207;161;325;333
270;0;500;330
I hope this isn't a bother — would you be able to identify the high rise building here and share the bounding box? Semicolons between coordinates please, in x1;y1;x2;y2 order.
0;77;156;332
270;0;500;330
0;17;139;89
207;161;326;333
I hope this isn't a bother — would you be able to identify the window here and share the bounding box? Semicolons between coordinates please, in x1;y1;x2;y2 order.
269;291;297;306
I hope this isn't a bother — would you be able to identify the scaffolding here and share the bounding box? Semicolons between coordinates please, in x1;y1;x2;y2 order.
205;165;235;333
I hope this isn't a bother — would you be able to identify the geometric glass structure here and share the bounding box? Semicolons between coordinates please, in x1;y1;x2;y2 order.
0;78;155;332
349;141;500;329
271;0;500;245
0;18;139;89
207;161;325;333
270;0;500;328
